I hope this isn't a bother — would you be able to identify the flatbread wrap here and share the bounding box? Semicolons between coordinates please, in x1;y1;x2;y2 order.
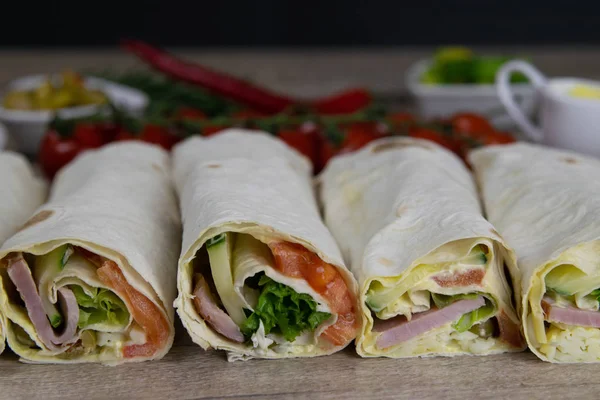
0;152;47;354
0;142;180;364
173;129;360;360
319;137;524;357
470;143;600;363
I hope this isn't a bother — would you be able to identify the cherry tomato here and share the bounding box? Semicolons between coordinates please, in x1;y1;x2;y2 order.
173;107;207;120
231;109;267;119
481;131;516;145
315;123;382;172
114;129;137;141
386;112;416;134
277;128;319;168
139;124;181;150
317;139;338;173
338;125;382;154
38;131;85;179
203;125;229;136
71;123;105;149
388;112;415;125
95;122;120;142
450;113;495;137
409;128;461;154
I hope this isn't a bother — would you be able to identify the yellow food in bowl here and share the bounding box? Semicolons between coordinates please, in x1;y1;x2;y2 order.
569;84;600;100
3;71;108;111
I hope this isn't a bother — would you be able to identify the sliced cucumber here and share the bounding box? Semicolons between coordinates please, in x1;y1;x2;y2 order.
431;292;478;309
33;245;73;328
462;245;488;265
207;233;247;325
543;264;600;296
207;233;226;248
366;263;441;312
453;299;495;333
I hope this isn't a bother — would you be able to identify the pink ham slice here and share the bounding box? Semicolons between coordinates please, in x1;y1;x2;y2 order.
192;274;244;343
6;253;79;350
542;295;600;327
373;296;485;349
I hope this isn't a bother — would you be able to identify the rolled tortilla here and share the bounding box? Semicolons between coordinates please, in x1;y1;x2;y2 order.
0;152;47;354
319;137;524;357
0;142;180;364
173;129;360;360
470;143;600;363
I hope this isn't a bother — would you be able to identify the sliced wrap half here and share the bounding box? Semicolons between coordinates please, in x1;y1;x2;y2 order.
320;137;524;357
470;143;600;363
173;129;360;360
0;152;47;354
0;142;180;364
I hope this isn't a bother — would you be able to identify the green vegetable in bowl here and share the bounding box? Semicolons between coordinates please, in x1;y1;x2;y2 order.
421;46;529;85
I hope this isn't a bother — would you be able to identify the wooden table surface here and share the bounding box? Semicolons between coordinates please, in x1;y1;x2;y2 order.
1;319;599;400
2;47;600;399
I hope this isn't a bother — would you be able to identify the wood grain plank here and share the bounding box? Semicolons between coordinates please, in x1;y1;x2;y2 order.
1;334;599;400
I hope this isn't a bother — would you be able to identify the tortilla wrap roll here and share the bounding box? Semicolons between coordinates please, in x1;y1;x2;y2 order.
0;152;47;354
470;143;600;363
173;129;360;360
319;137;524;357
0;142;180;364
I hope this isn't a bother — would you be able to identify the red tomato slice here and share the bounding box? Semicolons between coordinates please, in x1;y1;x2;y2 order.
97;261;170;358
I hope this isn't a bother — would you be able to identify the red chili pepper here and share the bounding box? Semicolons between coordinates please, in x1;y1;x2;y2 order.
138;124;181;150
38;130;90;179
313;88;372;115
121;40;373;115
121;39;294;114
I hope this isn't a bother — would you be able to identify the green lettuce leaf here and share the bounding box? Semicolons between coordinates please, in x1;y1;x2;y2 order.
591;289;600;302
240;275;331;342
71;286;130;329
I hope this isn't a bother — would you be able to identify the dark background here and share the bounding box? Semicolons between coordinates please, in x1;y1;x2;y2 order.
2;1;599;48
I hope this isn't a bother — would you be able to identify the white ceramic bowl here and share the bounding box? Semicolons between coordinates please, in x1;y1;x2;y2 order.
0;75;149;155
406;59;537;131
